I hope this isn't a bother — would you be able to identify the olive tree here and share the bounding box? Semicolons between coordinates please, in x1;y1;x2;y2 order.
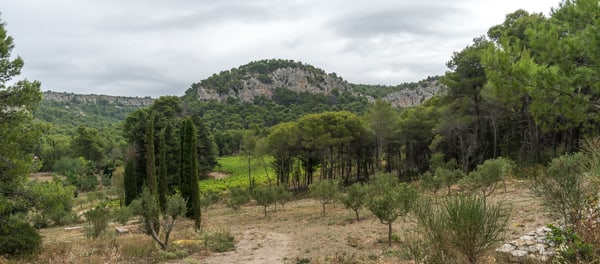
309;180;340;216
367;174;418;246
338;182;369;221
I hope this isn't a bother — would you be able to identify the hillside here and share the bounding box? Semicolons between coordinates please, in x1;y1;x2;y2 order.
183;59;441;108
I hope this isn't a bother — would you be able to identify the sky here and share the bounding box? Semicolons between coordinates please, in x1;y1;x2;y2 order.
2;0;558;98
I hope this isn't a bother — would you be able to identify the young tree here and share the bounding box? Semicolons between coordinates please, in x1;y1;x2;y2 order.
226;187;250;212
309;180;339;216
139;187;187;250
338;182;369;221
465;157;514;200
251;185;276;217
367;174;418;246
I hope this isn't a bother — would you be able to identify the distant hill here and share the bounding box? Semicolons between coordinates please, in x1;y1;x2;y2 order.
183;59;442;108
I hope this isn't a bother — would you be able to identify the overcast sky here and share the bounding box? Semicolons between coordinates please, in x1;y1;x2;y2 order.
3;0;557;97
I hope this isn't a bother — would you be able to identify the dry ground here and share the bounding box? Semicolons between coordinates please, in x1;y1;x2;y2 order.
181;180;551;263
23;179;551;264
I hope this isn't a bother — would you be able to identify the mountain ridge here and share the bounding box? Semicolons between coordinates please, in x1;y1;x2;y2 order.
43;59;442;108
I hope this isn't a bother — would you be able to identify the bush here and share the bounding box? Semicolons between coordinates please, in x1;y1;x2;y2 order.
414;194;510;263
0;219;42;256
546;224;595;263
274;185;293;210
28;181;76;227
84;206;111;238
204;230;235;252
112;206;133;225
530;153;596;226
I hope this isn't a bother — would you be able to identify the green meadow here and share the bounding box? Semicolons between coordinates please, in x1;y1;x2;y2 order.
200;156;275;193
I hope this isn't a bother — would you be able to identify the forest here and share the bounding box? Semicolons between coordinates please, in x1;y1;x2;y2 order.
1;0;600;263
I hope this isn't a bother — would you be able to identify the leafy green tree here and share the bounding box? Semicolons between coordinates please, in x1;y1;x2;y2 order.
28;181;76;227
71;126;105;165
338;182;369;221
367;174;418;246
364;99;397;172
309;180;339;216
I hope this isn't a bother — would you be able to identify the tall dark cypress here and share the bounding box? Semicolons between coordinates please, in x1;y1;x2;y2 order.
158;128;168;211
180;118;201;229
145;113;157;192
124;146;138;205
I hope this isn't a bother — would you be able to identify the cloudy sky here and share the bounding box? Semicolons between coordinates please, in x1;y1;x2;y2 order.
3;0;557;97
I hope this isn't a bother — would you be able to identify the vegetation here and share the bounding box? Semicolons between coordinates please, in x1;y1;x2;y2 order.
0;16;44;257
3;0;600;262
309;179;340;216
414;195;511;263
366;174;418;246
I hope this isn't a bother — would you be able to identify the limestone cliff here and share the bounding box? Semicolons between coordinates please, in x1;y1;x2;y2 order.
42;91;154;106
185;59;441;108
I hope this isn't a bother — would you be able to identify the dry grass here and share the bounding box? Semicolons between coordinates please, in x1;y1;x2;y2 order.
6;179;551;264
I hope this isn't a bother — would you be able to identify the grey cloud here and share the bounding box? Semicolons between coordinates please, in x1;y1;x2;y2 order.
327;5;465;39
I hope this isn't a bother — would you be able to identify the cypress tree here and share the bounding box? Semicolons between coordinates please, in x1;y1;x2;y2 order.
180;118;201;229
158;128;168;211
145;113;157;192
124;147;138;205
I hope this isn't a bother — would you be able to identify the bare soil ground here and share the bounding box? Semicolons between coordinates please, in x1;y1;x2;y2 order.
29;179;551;264
177;180;551;264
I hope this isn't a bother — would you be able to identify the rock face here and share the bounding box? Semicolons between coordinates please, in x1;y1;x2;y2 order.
188;59;441;108
382;79;443;107
194;67;358;102
43;91;154;107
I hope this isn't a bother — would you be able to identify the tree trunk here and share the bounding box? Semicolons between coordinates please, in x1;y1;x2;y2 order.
388;222;392;246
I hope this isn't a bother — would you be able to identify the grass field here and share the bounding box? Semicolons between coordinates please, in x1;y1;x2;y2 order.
200;156;276;193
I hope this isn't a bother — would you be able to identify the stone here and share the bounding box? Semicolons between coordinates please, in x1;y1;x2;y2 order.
115;227;129;234
496;243;515;253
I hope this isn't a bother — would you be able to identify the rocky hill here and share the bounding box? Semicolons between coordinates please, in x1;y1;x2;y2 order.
42;91;154;107
184;59;442;108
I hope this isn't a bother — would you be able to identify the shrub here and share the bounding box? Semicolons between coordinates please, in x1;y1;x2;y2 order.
530;153;596;226
204;230;235;252
465;157;514;200
84;206;111;238
414;194;510;263
546;224;595;263
0;218;42;256
112;206;133;225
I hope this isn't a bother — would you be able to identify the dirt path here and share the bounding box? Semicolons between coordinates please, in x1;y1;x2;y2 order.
200;228;292;264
